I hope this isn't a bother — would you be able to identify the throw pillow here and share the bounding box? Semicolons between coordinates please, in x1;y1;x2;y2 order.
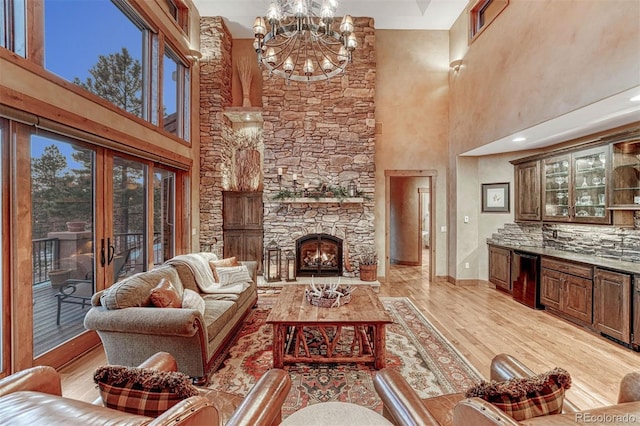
213;265;252;288
465;367;571;421
209;257;240;281
94;365;199;417
181;288;206;316
149;279;182;308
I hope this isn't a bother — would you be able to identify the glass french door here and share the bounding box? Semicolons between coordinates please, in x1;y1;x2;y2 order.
31;134;97;357
29;140;178;365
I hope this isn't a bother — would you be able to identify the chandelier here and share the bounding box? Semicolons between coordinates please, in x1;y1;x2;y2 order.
253;0;357;83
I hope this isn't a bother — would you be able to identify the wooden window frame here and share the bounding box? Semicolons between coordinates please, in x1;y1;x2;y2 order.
469;0;509;43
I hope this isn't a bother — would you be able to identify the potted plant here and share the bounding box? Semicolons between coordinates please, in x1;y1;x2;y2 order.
358;251;378;282
48;268;72;288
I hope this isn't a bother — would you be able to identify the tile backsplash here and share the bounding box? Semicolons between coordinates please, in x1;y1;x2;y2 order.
488;223;640;263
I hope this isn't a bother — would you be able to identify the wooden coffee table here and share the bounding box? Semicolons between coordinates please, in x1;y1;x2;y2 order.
266;285;392;369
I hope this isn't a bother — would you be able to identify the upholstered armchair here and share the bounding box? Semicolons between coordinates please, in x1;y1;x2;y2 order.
0;352;291;426
374;353;640;426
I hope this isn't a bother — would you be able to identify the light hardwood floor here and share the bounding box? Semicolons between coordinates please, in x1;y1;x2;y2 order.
60;259;640;410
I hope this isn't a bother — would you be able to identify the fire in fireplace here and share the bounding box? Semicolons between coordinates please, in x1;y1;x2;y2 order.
296;233;343;277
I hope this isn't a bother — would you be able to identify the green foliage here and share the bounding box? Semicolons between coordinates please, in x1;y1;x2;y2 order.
31;144;93;238
271;182;370;201
73;47;142;117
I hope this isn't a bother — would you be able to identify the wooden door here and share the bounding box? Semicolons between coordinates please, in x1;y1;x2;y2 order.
594;268;631;343
540;268;562;310
488;246;511;292
222;192;263;272
563;274;593;325
514;160;541;221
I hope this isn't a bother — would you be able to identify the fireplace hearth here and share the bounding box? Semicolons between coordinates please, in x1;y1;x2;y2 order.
296;233;343;277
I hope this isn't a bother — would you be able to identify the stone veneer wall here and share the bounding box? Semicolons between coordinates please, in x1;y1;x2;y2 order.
199;17;232;254
262;17;377;273
488;223;640;263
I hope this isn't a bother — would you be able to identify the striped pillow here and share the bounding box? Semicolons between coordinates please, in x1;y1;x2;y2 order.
465;367;571;421
213;265;252;287
94;365;198;417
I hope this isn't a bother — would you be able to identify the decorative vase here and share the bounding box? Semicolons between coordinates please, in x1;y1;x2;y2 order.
66;221;87;232
359;264;377;282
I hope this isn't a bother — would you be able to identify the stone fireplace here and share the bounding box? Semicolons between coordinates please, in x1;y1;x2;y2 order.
198;17;378;277
260;17;377;276
297;233;343;277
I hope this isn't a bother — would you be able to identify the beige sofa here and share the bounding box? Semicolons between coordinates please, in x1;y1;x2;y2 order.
84;253;257;384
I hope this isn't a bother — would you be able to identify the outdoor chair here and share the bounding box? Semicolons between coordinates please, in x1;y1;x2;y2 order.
55;248;133;325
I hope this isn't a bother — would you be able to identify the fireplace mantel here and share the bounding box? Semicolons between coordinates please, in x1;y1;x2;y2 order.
275;197;365;204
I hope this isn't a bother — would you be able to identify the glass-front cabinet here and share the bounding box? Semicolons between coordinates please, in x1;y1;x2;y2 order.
542;146;610;224
610;139;640;209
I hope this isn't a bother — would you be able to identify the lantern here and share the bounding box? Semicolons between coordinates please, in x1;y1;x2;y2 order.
348;180;357;197
285;250;296;282
265;240;281;282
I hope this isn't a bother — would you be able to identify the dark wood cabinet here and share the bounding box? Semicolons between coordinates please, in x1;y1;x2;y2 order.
634;277;640;348
488;245;511;292
223;191;263;273
541;258;593;325
514;160;541;221
594;268;631;343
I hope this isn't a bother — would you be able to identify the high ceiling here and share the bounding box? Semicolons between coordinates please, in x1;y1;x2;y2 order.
192;0;470;38
191;1;640;155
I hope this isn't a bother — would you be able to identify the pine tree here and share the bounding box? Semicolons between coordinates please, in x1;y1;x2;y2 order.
73;47;143;117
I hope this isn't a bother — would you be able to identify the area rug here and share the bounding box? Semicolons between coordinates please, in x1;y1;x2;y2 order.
208;297;483;418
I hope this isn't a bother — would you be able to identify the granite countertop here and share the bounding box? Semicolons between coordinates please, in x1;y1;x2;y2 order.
488;243;640;275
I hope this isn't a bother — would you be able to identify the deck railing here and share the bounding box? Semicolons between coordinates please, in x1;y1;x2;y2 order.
32;237;60;284
32;233;163;285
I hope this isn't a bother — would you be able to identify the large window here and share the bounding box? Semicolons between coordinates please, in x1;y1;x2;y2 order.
44;0;147;119
43;0;191;141
1;0;26;56
163;48;190;139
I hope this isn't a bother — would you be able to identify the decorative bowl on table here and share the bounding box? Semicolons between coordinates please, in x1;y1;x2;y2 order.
305;278;354;308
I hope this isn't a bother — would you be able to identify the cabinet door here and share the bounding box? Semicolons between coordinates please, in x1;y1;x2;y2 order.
611;139;640;208
572;146;610;224
515;161;541;221
223;192;247;229
594;269;631;343
489;246;511;292
634;277;640;348
542;154;571;222
540;268;562;310
563;274;593;325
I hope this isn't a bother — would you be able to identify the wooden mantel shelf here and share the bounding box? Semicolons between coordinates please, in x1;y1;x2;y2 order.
277;197;365;204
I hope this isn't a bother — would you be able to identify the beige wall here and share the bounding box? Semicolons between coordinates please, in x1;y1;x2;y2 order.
375;30;450;277
447;0;640;280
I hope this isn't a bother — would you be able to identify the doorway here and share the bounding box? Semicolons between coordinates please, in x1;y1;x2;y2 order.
385;171;436;282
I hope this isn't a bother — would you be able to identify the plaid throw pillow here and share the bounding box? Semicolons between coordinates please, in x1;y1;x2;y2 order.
465;367;571;421
94;365;199;418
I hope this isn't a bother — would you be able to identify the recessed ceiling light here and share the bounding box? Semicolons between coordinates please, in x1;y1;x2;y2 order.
630;95;640;102
512;137;527;142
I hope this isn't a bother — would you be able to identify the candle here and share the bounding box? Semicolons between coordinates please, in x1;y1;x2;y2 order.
277;167;283;176
292;173;297;181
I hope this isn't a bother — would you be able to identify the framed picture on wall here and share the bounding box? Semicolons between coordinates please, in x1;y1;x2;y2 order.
482;183;510;213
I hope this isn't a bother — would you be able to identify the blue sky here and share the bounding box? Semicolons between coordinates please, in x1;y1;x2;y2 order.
44;0;142;82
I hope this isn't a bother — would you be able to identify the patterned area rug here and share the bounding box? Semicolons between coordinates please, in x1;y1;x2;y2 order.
208;296;483;418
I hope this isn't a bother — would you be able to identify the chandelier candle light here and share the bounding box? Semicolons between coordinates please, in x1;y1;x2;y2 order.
253;0;357;83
